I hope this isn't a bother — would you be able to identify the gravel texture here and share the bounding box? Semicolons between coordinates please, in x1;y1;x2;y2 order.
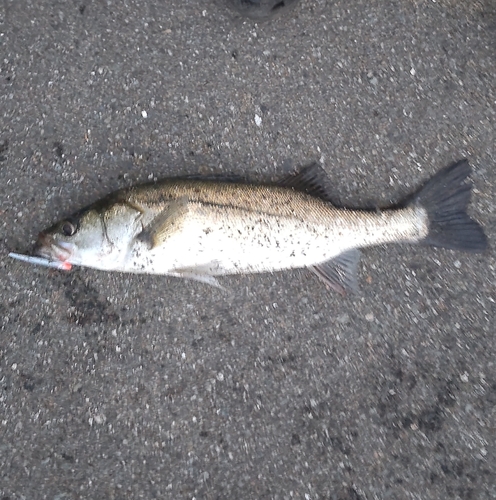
1;0;495;499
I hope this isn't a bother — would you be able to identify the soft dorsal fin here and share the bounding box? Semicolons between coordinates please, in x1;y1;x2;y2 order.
279;163;339;203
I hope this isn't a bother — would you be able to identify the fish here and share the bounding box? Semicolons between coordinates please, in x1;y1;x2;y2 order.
9;160;488;294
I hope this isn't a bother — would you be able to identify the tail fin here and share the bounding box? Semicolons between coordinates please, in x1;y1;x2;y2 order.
414;160;488;252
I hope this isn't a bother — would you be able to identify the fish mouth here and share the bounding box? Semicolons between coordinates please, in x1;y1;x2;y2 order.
34;232;75;265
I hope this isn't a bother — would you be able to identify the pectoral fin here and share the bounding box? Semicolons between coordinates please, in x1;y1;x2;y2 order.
309;249;360;295
137;196;189;249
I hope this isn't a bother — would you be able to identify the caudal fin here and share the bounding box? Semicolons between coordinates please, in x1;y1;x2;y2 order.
414;160;488;252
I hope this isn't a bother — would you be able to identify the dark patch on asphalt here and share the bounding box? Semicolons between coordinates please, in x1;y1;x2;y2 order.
337;487;364;500
61;452;75;463
377;359;461;435
0;138;8;161
53;141;64;161
63;273;118;326
291;432;301;445
20;373;42;392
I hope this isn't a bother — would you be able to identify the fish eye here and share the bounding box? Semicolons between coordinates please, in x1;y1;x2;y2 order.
62;221;76;236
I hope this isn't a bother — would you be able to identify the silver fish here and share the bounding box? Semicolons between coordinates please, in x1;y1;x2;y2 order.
9;161;487;293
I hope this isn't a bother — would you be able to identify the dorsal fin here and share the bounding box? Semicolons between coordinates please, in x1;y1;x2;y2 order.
279;163;339;203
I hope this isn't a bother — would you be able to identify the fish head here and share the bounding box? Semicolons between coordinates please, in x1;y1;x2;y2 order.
34;206;107;268
34;200;141;270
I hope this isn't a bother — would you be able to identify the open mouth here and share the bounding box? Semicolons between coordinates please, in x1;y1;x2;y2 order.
31;232;75;270
9;232;74;271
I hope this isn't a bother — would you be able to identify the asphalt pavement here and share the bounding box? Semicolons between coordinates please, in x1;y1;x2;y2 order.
1;0;495;499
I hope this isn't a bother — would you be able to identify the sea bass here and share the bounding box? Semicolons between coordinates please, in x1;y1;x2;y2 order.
9;161;487;293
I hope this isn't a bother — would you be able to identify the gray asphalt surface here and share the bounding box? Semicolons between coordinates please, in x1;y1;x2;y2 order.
1;1;495;499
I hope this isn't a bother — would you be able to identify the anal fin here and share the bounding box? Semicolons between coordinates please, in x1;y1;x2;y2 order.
137;196;189;249
309;249;360;295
